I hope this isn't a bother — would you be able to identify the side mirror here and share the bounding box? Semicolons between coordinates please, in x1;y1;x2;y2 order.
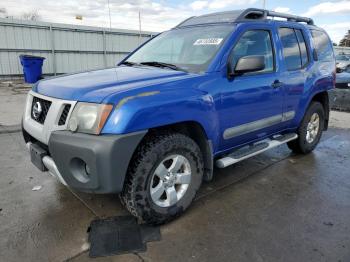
228;55;265;77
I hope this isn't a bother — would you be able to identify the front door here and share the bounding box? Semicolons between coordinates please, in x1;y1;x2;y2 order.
219;26;284;152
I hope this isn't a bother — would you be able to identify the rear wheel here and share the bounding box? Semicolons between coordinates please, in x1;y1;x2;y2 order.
287;102;325;154
120;131;203;225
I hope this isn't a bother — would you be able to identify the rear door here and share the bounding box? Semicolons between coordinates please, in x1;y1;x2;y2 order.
277;26;311;128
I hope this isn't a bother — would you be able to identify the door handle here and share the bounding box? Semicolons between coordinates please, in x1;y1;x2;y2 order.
271;80;284;88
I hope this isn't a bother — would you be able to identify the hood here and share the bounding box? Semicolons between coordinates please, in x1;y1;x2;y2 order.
34;66;190;103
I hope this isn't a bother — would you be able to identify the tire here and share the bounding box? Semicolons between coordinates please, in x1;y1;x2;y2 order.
287;102;325;154
120;131;204;225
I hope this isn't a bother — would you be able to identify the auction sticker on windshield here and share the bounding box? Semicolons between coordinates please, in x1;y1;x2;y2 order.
193;38;223;45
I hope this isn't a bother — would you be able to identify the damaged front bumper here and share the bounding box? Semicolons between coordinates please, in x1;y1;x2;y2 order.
23;128;146;194
27;141;68;186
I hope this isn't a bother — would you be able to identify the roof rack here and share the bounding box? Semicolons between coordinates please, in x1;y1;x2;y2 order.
175;8;314;28
268;10;314;25
238;8;314;25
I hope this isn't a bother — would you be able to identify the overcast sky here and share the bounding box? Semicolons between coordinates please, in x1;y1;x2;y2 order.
1;0;349;43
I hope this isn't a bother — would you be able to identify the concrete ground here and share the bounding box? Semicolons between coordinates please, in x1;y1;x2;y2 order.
329;110;350;129
0;83;350;261
0;80;30;126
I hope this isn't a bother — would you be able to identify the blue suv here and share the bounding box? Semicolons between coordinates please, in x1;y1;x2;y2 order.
22;9;335;224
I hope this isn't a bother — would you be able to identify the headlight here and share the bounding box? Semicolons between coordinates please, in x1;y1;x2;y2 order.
68;102;113;134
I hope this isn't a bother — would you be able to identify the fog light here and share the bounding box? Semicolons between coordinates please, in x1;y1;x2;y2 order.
70;157;90;183
85;164;91;176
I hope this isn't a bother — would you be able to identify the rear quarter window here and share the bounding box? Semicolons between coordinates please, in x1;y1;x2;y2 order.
311;30;334;62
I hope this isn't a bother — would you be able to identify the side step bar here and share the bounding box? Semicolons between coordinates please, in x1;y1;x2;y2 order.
216;133;298;168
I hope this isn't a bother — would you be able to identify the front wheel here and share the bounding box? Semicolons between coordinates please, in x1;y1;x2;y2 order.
287;102;325;154
120;132;203;225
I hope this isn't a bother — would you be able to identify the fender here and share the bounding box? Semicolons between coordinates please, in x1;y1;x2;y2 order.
101;85;220;149
291;63;334;128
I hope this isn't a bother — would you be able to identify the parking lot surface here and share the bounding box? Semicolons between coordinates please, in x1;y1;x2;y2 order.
0;81;29;126
0;119;349;262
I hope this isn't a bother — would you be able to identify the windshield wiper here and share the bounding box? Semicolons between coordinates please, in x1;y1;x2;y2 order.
140;61;186;72
120;61;139;66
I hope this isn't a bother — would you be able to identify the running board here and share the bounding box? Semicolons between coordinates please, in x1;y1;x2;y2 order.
216;133;298;168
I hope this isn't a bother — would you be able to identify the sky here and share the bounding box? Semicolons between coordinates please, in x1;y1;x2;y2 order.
0;0;349;43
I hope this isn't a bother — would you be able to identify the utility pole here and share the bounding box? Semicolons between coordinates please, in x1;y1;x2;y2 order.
139;10;142;44
107;0;112;31
263;0;266;9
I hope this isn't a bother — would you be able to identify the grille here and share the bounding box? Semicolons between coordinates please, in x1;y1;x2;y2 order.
58;104;71;126
31;97;52;124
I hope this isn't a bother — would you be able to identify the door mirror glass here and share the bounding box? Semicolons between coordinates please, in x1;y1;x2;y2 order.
230;55;265;75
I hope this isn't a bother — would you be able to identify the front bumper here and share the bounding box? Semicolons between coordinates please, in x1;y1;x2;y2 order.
24;128;146;193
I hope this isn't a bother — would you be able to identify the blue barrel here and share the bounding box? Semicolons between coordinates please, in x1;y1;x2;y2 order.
19;55;45;83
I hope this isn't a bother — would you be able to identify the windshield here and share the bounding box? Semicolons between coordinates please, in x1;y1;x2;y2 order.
336;55;350;61
125;25;234;73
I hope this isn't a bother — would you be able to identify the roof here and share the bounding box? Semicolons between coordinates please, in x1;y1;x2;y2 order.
175;8;314;28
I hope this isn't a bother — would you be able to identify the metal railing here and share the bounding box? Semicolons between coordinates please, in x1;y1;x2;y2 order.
335;46;350;55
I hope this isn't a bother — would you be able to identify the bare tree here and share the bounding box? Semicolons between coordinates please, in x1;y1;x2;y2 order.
339;30;350;47
21;10;41;21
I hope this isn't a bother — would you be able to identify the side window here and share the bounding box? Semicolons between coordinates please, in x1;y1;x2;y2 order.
231;30;274;73
278;28;301;70
311;30;333;62
295;29;309;67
